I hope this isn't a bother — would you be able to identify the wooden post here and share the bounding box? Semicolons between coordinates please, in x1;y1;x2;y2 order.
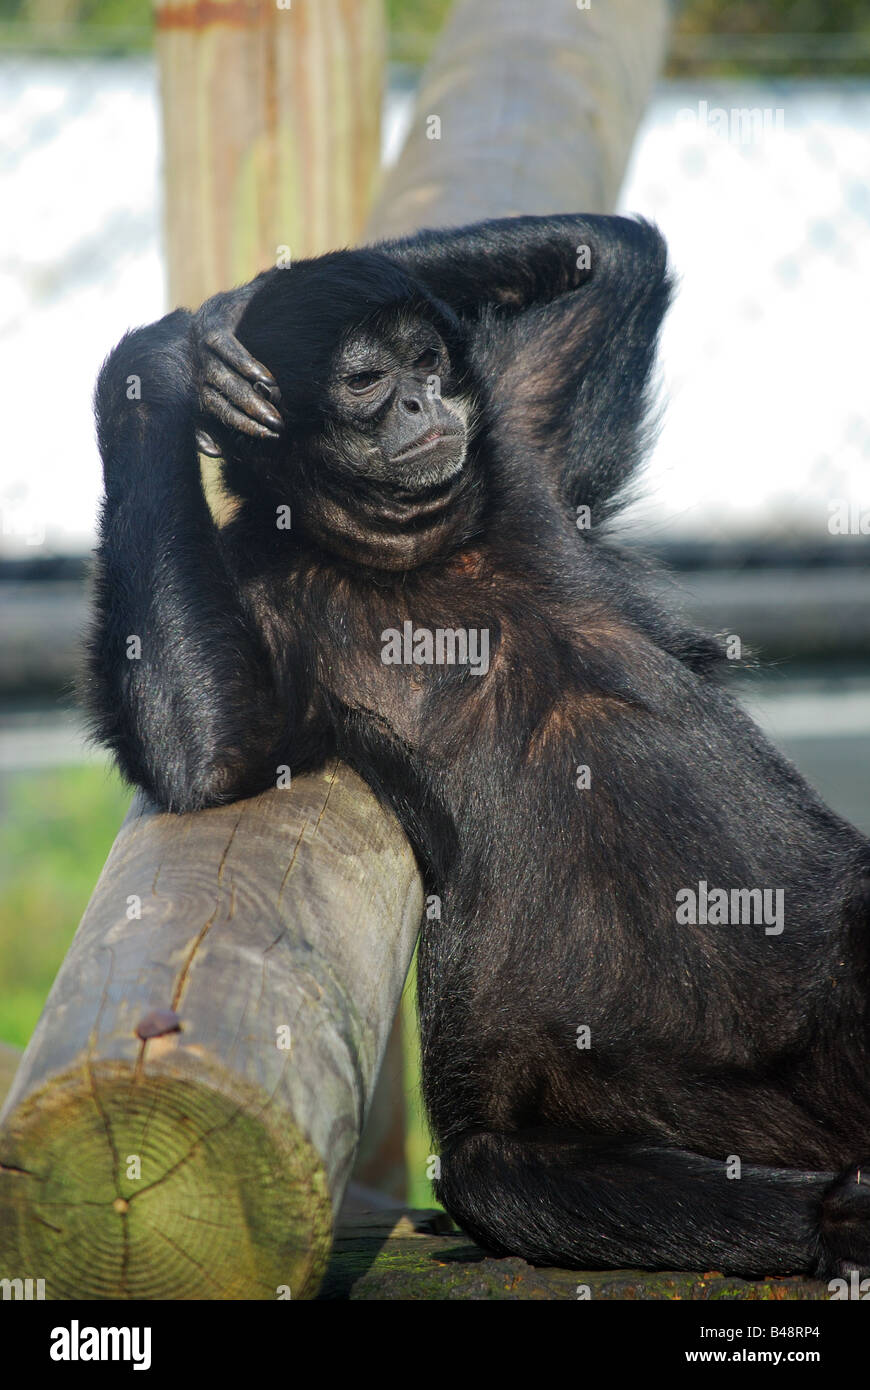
155;0;385;308
0;0;670;1299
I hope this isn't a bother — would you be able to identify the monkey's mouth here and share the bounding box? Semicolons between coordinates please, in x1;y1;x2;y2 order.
390;428;463;464
388;430;466;490
310;437;479;569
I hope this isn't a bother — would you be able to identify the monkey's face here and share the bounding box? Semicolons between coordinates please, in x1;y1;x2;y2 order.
322;312;470;492
233;255;484;568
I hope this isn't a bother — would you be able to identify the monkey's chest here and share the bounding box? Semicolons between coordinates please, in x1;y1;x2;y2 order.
304;550;637;762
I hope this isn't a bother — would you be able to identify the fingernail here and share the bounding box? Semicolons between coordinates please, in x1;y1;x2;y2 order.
254;379;281;406
195;428;222;457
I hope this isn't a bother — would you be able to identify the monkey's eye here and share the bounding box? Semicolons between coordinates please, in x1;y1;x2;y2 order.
346;371;383;394
415;348;440;371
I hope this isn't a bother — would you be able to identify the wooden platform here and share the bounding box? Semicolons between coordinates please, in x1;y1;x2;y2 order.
323;1205;830;1301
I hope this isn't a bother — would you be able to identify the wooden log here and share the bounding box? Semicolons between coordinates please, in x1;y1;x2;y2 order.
0;769;421;1299
368;0;670;235
155;0;385;308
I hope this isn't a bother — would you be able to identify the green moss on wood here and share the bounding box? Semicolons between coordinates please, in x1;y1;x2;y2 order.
0;1064;332;1299
320;1216;831;1301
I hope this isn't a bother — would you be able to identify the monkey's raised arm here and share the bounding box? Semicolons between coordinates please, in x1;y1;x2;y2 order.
456;216;672;522
84;310;290;812
375;214;661;315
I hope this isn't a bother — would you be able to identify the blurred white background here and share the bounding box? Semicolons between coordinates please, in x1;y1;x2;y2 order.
1;63;868;556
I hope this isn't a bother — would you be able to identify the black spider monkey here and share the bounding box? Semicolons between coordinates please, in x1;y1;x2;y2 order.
85;215;870;1278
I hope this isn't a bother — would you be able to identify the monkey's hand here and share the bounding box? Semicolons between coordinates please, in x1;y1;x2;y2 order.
191;283;283;455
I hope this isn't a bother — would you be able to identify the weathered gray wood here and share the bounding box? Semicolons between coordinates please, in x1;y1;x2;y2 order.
0;769;422;1299
367;0;670;234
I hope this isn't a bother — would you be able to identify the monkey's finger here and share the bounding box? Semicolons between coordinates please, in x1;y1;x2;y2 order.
201;386;282;440
201;356;283;430
202;329;280;398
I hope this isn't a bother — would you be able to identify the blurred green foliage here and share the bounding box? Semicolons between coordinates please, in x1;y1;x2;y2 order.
0;763;129;1046
678;0;869;33
672;0;870;74
0;0;868;71
386;0;449;63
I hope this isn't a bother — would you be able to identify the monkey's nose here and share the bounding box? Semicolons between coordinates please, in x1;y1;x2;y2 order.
400;395;423;414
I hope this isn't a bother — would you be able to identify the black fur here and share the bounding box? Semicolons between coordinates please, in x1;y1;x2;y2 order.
83;215;870;1278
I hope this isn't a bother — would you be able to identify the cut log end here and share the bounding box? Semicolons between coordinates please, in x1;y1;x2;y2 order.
0;1063;332;1300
